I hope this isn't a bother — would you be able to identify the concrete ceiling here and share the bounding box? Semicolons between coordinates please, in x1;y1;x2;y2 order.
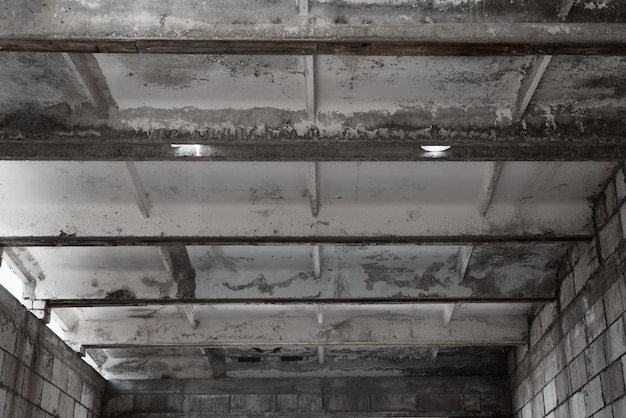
0;0;625;381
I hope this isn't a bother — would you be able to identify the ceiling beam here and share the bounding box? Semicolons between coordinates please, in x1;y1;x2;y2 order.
304;55;316;121
306;162;320;217
477;162;503;217
1;247;43;299
511;55;552;122
69;314;528;348
121;162;152;219
47;299;546;308
2;141;626;162
0;234;589;247
2;23;626;55
156;246;197;299
312;245;322;279
62;53;118;118
297;0;309;16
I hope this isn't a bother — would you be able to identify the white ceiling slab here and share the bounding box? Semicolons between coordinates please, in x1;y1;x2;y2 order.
28;247;174;299
316;56;530;120
97;54;306;111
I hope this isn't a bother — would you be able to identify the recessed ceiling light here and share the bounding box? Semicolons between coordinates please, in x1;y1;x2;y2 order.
421;145;451;152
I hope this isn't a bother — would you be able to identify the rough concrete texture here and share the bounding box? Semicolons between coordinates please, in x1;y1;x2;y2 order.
509;163;626;418
0;269;105;418
103;375;512;417
90;346;510;380
0;0;614;40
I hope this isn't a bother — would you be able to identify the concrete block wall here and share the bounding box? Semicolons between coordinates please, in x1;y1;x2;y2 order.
0;266;106;418
103;376;512;417
509;164;626;418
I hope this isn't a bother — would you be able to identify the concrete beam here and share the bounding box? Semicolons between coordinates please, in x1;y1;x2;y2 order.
311;245;321;279
0;235;590;248
511;55;552;122
121;161;152;219
306;162;320;217
62;53;118;118
304;55;316;121
1;247;43;299
156;246;196;299
3;23;626;55
46;298;554;309
476;162;503;217
2;140;626;162
69;313;528;348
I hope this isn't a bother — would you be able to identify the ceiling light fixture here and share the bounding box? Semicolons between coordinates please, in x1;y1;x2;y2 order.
420;145;452;152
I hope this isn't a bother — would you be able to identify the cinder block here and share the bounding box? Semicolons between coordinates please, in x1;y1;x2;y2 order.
555;368;571;404
80;384;94;410
50;358;69;392
601;359;625;403
24;370;43;406
102;395;135;417
0;386;7;417
66;369;82;401
182;394;230;412
40;380;60;415
517;344;528;364
570;390;585;418
231;394;276;412
541;302;558;335
0;353;17;389
543;379;557;414
463;393;480;413
612;395;626;418
34;348;53;381
545;349;559;382
569;354;588;393
570;319;588;358
532;364;546;394
584;337;606;378
521;402;532;418
560;335;574;365
371;394;416;412
574;243;599;293
531;391;544;418
74;402;88;418
519;377;533;407
603;317;626;363
417;393;463;414
586;299;608;342
599;215;622;261
531;316;543;347
592;406;613;418
0;317;17;353
276;394;323;413
604;279;625;326
583;376;604;417
482;392;514;416
58;392;76;418
560;274;576;310
554;400;571;418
